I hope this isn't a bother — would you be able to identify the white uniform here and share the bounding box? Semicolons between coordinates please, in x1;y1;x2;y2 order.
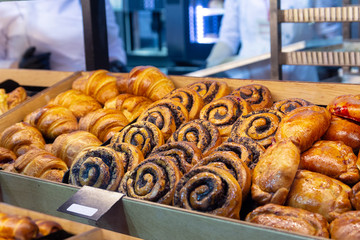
0;0;126;71
208;0;341;81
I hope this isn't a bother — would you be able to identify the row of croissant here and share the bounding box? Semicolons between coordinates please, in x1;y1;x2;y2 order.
1;66;360;239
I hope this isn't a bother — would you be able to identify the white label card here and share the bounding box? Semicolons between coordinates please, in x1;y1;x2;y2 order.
66;203;98;217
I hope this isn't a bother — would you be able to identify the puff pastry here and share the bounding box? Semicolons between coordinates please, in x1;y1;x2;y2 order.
329;211;360;240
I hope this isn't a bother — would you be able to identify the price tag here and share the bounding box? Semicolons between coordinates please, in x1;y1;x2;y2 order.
57;186;124;221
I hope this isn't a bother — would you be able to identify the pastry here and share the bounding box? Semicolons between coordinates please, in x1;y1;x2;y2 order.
245;203;329;238
0;147;16;170
107;142;144;173
199;95;252;137
148;141;202;174
79;108;129;142
116;66;175;101
34;219;63;237
252;139;300;205
329;211;360;240
173;166;242;219
72;69;119;104
7;86;28;110
110;121;164;158
104;93;153;122
271;97;313;115
137;99;189;140
49;89;102;119
230;109;284;148
327;94;360;122
0;89;8;114
275;105;332;152
69;146;124;191
350;181;360;210
300;140;360;185
286;170;352;222
23;104;79;140
0;122;45;156
51;130;102;167
186;79;230;105
168;119;222;157
13;148;68;182
118;156;182;205
164;87;204;120
0;212;39;240
231;84;273;111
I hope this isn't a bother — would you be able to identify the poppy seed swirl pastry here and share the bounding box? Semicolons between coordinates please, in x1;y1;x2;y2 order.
168;119;222;157
231;84;273;111
186;80;231;105
199;95;253;137
110;121;164;158
118;156;182;205
230;109;284;148
69;146;124;191
148;141;202;174
271;98;313;115
173;166;242;219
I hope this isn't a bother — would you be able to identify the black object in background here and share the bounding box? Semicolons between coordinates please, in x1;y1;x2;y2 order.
19;47;51;70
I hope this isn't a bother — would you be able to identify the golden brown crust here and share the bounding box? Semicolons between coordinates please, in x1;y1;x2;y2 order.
245;203;329;238
0;147;16;169
186;80;230;105
7;87;28;110
329;211;360;240
271;98;313;115
0;212;39;240
350;181;360;210
327;94;360;122
231;84;273;111
0;89;8;114
34;219;63;237
107;142;144;173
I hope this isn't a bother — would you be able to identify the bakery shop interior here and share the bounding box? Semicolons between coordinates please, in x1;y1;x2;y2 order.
2;0;360;239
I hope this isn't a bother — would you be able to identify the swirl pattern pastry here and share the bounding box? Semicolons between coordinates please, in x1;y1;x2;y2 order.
149;141;203;174
164;88;204;120
118;156;182;205
137;99;189;140
194;151;251;199
329;211;360;240
199;95;252;137
168;119;222;157
111;121;164;158
327;94;360;122
271;98;313;115
107;142;144;173
69;146;124;191
231;84;273;111
173;166;242;219
230;109;284;148
186;80;231;105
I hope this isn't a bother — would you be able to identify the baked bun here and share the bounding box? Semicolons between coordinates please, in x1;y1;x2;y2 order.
186;80;230;105
327;94;360;122
34;219;63;237
271;97;313;115
0;212;39;240
329;211;360;240
7;86;28;110
231;84;273;111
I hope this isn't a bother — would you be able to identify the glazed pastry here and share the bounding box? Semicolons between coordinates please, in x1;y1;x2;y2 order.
173;166;242;219
0;147;16;169
327;94;360;122
69;146;124;191
0;122;45;156
116;66;175;101
118;156;182;205
186;79;230;105
275;105;332;152
329;211;360;240
0;213;39;240
230;109;284;148
14;148;68;182
164;87;204;120
252;139;300;205
194;151;251;199
137;99;189;140
23;104;79;140
79;108;129;142
271;97;313;115
51;130;102;167
300;140;360;185
7;86;28;110
168;119;222;157
231;84;273;111
34;219;63;237
323;115;360;153
199;95;253;137
245;203;329;238
350;181;360;210
0;89;8;114
104;93;153;122
225;137;266;171
107;142;144;173
72;69;119;104
49;89;102;119
286;170;352;222
110;121;164;158
148;141;202;174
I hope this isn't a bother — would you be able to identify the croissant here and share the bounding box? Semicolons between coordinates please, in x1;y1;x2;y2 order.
0;147;16;169
79;108;129;142
49;89;102;119
72;69;119;104
34;219;63;237
116;66;175;101
7;87;28;110
0;212;39;240
0;122;45;156
13;148;68;182
23;104;79;140
0;89;8;114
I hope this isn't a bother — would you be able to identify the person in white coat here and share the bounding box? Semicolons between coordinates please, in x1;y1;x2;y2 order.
206;0;342;81
0;0;127;72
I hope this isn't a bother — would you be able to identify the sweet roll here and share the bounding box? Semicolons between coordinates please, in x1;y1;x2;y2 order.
271;97;313;115
0;212;39;240
231;84;273;111
185;80;230;105
327;94;360;122
34;219;63;237
329;211;360;240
